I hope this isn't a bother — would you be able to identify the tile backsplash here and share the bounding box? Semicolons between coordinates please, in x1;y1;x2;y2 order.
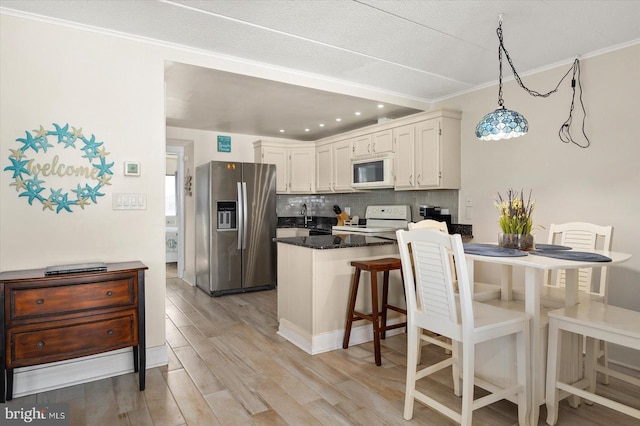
277;189;459;223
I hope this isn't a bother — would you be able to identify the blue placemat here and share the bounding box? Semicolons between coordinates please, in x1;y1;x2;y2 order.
463;243;528;257
529;250;612;262
534;243;572;251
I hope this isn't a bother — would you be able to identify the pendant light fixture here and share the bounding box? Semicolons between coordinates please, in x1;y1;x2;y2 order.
476;15;527;140
475;14;590;148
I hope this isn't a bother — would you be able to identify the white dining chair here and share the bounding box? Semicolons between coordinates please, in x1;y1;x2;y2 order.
397;229;531;425
512;221;613;383
408;220;501;302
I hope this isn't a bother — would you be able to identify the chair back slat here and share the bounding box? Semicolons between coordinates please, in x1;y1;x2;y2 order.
547;222;613;296
397;230;471;334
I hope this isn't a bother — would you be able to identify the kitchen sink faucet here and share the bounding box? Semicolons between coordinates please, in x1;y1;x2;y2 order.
301;203;311;225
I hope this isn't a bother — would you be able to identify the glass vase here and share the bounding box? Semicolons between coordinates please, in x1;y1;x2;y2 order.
498;232;535;251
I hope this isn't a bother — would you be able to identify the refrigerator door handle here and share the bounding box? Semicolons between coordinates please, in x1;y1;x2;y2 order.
242;182;248;249
237;182;243;250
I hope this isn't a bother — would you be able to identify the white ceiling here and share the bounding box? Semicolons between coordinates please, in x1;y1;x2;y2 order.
2;0;640;141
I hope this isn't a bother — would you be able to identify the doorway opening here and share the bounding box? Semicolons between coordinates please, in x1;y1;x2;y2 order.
166;146;184;279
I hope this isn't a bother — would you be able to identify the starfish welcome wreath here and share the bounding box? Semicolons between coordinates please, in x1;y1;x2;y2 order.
3;123;113;213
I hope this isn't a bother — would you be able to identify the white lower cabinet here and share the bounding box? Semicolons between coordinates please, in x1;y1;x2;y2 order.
276;228;309;238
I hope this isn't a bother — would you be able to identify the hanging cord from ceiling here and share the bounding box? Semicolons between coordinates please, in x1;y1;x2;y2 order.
497;19;590;148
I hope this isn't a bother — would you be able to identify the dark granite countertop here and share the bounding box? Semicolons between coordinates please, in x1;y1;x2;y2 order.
274;234;396;250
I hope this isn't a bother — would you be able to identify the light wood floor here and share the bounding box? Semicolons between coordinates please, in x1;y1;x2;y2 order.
8;263;640;425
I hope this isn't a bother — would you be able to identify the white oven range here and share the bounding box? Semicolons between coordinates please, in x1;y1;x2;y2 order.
332;205;411;240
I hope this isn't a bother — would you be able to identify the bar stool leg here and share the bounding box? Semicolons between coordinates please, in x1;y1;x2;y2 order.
381;270;390;340
343;267;361;349
370;270;382;366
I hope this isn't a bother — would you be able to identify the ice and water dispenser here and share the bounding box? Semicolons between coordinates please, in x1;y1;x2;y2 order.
217;201;237;230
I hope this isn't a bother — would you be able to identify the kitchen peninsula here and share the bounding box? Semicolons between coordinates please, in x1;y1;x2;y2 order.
274;234;405;355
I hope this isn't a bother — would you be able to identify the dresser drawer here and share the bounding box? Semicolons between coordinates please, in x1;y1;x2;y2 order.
8;310;138;367
9;274;136;321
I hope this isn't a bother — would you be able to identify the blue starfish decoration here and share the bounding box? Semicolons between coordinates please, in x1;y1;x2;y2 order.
3;157;31;179
34;136;54;153
54;192;73;213
49;188;64;203
84;183;105;203
71;183;104;202
92;156;114;177
80;134;103;161
16;131;41;153
50;123;76;148
19;176;46;205
71;183;89;199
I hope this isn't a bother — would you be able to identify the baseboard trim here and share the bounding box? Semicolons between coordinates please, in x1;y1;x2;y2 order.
278;317;406;355
11;344;168;398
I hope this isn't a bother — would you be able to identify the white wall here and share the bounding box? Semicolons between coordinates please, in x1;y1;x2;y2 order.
435;44;640;367
0;14;167;352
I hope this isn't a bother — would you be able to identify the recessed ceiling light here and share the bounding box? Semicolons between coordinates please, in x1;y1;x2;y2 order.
336;118;342;122
305;128;310;132
319;123;325;127
378;104;385;109
279;129;285;133
355;111;361;116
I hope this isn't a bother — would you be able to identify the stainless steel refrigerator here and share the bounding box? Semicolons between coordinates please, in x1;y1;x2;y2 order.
195;161;277;296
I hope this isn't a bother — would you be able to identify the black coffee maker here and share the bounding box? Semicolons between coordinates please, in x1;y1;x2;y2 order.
419;205;452;228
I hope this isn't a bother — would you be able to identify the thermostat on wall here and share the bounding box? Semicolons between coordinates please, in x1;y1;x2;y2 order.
124;161;141;176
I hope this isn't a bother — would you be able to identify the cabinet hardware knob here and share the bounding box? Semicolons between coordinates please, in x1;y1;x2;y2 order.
107;330;114;336
106;291;113;296
36;299;44;305
37;341;45;349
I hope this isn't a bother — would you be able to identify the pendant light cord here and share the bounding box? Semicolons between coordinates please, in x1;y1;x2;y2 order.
497;20;590;148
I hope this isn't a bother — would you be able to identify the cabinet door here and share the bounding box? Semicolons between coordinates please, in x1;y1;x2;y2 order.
289;147;315;193
371;129;393;153
333;138;354;192
393;124;416;190
276;228;309;238
353;134;371;157
262;147;288;193
315;145;333;192
416;119;440;188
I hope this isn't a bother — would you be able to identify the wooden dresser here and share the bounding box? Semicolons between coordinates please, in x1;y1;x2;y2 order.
0;261;147;402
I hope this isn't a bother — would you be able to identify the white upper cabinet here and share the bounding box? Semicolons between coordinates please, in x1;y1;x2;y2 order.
315;144;332;192
353;129;393;157
315;138;355;193
254;141;315;194
260;145;288;193
255;109;460;194
393;111;461;190
393;124;416;189
333;138;355;192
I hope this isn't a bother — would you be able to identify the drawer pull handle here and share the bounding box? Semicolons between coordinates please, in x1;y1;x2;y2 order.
36;299;44;305
107;330;114;336
37;341;45;349
106;291;113;296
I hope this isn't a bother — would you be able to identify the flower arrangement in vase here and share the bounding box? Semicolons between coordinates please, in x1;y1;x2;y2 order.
495;188;536;250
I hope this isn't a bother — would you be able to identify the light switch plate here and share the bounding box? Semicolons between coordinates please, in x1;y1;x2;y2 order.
113;193;146;210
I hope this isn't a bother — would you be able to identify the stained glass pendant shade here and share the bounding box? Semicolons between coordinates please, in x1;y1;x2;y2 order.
476;15;528;141
475;107;528;140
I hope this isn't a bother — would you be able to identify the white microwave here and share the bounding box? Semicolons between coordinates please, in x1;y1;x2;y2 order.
351;154;394;189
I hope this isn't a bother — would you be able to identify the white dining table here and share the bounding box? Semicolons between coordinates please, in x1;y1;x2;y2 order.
464;248;632;426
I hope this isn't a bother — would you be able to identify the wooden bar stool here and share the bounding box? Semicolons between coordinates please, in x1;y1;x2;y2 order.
342;257;405;366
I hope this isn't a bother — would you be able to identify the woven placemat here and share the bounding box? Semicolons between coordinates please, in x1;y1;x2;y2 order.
529;250;611;262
